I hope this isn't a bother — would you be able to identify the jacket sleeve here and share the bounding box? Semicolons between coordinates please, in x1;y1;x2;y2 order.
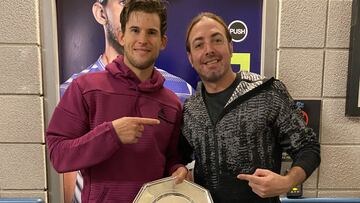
274;80;321;178
46;80;122;173
179;101;195;165
164;106;186;175
178;132;194;165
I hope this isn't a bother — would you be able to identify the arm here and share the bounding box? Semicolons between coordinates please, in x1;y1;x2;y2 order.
285;166;306;187
178;127;195;182
165;108;188;183
46;80;122;173
48;80;162;173
274;81;321;178
60;78;77;203
180;103;196;181
237;166;306;198
178;132;194;166
179;102;195;165
63;172;77;203
238;81;320;198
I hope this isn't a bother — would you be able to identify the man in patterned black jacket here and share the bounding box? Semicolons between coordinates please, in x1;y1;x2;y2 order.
180;12;321;203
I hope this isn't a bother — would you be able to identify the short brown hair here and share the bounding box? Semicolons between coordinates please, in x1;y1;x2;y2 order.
185;12;232;52
120;0;168;36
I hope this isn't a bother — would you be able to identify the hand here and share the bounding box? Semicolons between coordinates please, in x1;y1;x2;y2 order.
171;166;188;184
185;169;194;182
237;168;292;198
112;117;160;144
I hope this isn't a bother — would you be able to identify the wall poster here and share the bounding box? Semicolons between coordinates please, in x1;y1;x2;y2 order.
56;0;264;89
346;0;360;116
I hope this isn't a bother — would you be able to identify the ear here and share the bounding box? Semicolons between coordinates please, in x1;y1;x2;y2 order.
229;41;234;55
187;51;194;68
119;31;125;46
160;35;168;50
92;2;107;25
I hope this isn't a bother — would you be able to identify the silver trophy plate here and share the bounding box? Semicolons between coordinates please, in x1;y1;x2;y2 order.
133;177;213;203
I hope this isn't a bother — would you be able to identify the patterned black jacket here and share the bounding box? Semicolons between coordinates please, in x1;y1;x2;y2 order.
181;72;321;203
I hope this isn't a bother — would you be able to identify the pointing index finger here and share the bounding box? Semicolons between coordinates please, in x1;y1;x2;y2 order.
130;117;160;125
238;174;262;184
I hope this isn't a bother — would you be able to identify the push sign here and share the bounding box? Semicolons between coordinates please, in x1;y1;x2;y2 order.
228;20;248;42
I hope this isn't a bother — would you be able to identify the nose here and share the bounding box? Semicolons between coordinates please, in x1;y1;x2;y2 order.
137;31;148;45
204;42;215;56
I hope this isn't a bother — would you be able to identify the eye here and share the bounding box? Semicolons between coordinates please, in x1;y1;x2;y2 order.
213;37;224;44
130;27;140;33
193;42;203;49
148;29;158;36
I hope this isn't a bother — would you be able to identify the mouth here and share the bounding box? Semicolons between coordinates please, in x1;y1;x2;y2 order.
134;47;151;53
203;58;220;65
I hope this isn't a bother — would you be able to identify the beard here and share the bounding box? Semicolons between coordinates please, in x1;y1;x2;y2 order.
197;58;229;83
125;50;156;70
105;21;123;55
199;70;227;83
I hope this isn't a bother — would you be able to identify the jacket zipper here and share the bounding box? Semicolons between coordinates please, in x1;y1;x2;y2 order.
211;77;275;181
215;77;275;124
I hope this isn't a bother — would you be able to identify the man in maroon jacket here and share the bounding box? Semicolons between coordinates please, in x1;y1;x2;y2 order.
46;0;187;202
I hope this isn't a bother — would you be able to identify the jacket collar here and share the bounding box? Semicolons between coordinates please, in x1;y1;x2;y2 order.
195;71;273;106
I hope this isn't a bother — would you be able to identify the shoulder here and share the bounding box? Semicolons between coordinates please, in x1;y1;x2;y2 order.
265;79;296;109
66;71;110;97
238;71;268;90
183;89;201;111
238;71;288;93
271;79;288;90
62;58;104;85
60;58;105;95
239;71;265;82
269;79;291;96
